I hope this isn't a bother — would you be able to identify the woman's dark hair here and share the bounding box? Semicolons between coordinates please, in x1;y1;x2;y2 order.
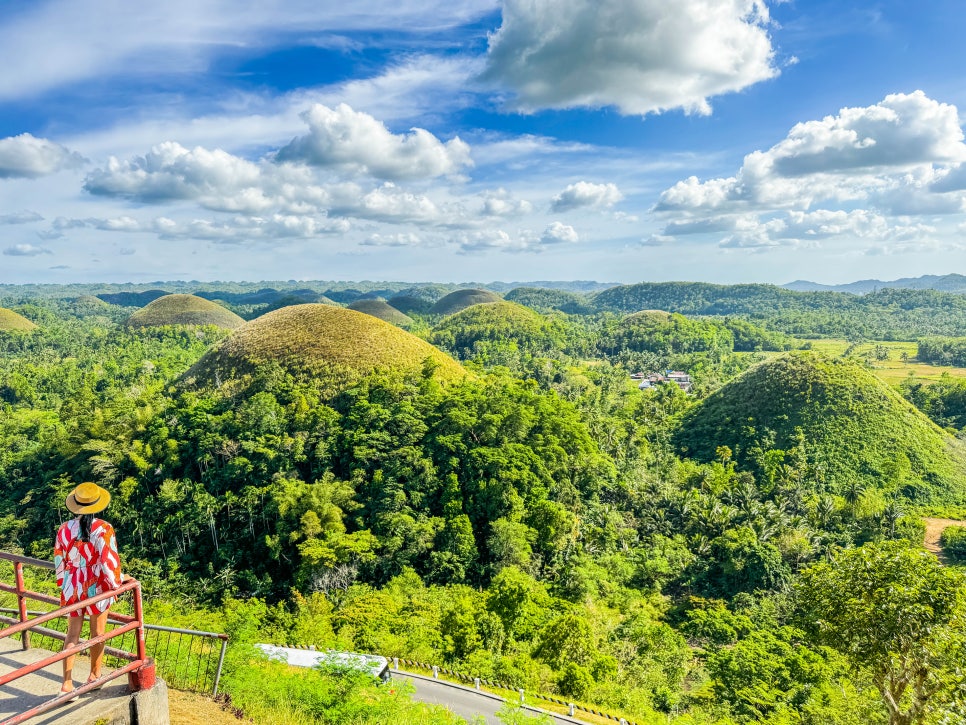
78;513;94;542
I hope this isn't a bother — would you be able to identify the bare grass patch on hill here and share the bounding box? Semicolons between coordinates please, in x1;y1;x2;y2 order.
128;294;245;330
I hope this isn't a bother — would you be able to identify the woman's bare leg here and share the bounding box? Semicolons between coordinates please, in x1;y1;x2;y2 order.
87;609;109;680
62;615;84;691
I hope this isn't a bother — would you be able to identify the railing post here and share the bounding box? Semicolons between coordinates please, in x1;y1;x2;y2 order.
127;580;157;692
568;703;575;716
14;562;29;651
212;636;228;697
133;581;146;662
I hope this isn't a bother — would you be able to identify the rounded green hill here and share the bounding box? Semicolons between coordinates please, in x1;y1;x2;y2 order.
0;308;38;331
127;294;245;330
504;287;593;314
429;289;502;315
184;304;465;391
347;299;414;327
673;352;966;503
432;301;563;358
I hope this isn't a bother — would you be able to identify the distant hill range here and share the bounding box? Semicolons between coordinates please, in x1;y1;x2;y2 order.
784;274;966;294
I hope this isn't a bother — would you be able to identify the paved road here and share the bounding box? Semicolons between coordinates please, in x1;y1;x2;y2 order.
391;670;587;725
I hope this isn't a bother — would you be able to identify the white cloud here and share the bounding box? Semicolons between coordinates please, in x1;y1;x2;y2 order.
153;214;350;242
551;181;623;211
361;232;425;247
0;0;498;102
276;103;472;180
455;229;521;252
53;216;142;232
83;141;328;214
652;92;966;253
655;92;966;214
330;183;442;224
3;243;52;256
0;210;43;224
480;188;533;217
0;133;85;178
485;0;777;115
716;210;937;250
540;221;579;244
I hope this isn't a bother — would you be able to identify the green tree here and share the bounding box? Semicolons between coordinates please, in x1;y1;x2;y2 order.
797;541;966;725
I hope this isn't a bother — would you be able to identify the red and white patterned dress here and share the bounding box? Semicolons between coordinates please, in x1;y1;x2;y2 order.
54;518;121;617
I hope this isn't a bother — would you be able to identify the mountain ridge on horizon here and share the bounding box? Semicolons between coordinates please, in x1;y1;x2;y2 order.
783;273;966;294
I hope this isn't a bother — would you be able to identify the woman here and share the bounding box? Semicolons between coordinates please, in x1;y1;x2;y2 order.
54;482;122;697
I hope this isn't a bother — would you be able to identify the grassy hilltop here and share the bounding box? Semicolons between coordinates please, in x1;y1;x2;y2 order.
347;298;414;327
429;288;502;315
127;294;245;330
674;352;966;503
0;308;38;331
184;303;465;390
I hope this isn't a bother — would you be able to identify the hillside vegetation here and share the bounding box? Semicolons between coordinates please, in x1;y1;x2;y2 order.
347;298;414;327
185;303;464;390
0;308;38;331
127;294;245;330
674;353;966;503
431;301;570;359
8;282;966;725
429;288;502;315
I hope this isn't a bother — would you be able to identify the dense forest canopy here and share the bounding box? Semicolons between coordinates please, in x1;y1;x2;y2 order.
3;281;966;724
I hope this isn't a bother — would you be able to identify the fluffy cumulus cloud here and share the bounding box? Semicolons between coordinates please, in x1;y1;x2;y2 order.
4;243;52;256
540;221;579;244
485;0;777;115
653;91;966;252
480;188;533;217
656;92;966;214
0;133;85;178
276;103;472;180
551;181;623;212
85;142;280;209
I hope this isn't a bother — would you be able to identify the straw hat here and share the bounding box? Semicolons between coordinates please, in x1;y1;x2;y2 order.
66;482;111;515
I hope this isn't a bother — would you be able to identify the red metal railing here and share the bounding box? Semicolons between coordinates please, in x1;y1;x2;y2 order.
0;551;155;725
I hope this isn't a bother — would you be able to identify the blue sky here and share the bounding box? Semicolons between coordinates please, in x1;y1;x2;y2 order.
2;0;966;285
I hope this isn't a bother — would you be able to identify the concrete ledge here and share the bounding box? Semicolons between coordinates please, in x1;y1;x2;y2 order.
0;638;169;724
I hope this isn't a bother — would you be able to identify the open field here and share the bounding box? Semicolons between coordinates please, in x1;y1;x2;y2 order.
796;339;966;386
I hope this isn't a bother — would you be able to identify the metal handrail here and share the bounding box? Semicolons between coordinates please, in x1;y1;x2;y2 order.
0;551;154;725
0;608;230;696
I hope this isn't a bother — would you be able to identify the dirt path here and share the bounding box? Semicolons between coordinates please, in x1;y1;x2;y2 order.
923;517;966;562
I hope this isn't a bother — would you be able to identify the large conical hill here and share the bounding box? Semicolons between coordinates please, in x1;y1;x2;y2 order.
429;288;502;315
347;299;414;327
184;304;465;391
127;294;245;330
0;308;38;331
673;353;966;503
431;301;563;358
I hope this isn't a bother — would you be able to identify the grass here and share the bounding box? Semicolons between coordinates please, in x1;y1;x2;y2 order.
675;352;966;502
127;294;245;330
799;339;966;385
168;690;245;725
347;299;414;327
429;289;502;316
0;307;38;331
185;304;466;390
